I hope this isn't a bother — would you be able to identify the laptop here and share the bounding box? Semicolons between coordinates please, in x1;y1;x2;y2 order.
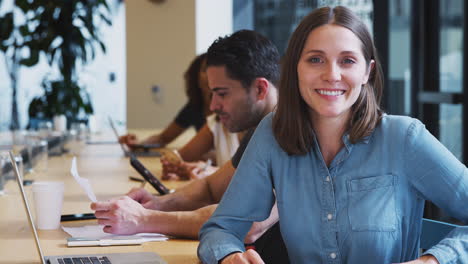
8;151;167;264
108;117;162;157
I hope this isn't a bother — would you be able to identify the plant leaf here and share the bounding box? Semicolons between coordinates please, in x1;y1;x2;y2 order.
19;48;40;67
0;12;14;41
15;0;30;12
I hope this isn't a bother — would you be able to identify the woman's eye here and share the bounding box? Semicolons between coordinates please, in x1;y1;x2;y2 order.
342;58;356;64
308;57;322;63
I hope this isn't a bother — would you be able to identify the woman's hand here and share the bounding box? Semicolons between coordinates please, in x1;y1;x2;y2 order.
161;158;217;180
221;250;265;264
118;133;138;147
161;158;194;180
190;161;217;179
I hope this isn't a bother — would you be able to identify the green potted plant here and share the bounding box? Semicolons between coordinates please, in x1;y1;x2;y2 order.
0;7;31;129
0;0;112;129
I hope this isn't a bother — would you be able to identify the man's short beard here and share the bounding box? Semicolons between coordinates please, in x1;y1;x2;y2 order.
229;105;263;133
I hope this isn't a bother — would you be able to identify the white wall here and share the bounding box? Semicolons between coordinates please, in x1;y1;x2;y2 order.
126;0;233;129
196;0;233;54
126;0;196;129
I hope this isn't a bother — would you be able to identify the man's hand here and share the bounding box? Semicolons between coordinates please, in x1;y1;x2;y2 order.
221;250;265;264
126;187;159;210
90;196;151;235
398;255;439;264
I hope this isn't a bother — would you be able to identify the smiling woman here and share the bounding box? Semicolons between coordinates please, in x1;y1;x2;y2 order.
198;6;468;264
273;6;383;156
297;24;374;126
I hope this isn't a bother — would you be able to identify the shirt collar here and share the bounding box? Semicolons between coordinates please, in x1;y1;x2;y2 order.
342;131;372;150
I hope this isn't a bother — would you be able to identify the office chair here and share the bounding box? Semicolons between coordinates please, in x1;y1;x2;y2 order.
420;218;460;250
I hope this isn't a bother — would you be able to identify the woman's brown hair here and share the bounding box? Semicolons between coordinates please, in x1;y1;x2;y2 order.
184;53;207;109
272;6;384;155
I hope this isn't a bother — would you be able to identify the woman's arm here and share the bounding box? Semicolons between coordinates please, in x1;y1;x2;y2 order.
405;120;468;263
198;124;275;263
177;124;214;161
141;121;186;146
119;120;185;148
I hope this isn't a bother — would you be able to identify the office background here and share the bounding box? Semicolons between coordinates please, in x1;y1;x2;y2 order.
0;0;466;220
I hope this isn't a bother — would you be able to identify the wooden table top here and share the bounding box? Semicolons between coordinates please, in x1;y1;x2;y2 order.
0;129;200;264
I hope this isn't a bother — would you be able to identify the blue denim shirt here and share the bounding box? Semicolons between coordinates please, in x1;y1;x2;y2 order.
198;113;468;264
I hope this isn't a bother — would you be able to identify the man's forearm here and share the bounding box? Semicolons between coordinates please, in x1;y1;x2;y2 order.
154;177;215;212
155;161;235;211
144;205;218;239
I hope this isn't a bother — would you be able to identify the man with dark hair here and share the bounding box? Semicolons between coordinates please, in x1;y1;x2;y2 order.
206;30;280;89
91;30;288;263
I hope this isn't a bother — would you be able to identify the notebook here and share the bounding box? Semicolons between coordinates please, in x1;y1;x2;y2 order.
108;117;162;157
8;151;167;264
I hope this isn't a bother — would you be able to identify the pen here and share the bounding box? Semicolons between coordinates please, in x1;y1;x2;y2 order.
128;176;146;187
173;149;182;159
128;176;144;182
199;159;212;172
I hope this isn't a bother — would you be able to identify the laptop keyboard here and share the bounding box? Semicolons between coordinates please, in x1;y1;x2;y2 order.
57;256;112;264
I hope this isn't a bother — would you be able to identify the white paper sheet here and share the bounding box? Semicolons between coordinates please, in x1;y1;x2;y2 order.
70;157;97;202
62;225;168;242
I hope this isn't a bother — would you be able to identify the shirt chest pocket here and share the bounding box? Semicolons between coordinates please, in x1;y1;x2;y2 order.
347;174;397;232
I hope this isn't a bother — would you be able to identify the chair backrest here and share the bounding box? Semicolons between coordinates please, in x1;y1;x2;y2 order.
421;218;459;250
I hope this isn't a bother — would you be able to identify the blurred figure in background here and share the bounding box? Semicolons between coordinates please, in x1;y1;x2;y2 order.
119;53;212;148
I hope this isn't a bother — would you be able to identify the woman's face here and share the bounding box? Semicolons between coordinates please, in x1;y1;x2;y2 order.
297;24;374;122
198;59;211;99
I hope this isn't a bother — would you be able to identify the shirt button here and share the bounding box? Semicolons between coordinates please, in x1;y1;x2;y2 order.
330;252;337;259
327;213;333;220
325;176;330;182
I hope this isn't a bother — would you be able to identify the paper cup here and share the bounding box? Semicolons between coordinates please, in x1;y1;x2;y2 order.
32;181;64;230
53;115;67;132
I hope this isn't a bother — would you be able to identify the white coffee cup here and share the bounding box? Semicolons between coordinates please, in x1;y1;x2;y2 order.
53;115;67;132
32;181;64;230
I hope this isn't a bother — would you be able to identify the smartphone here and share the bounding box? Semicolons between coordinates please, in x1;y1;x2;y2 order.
61;213;96;222
129;155;171;195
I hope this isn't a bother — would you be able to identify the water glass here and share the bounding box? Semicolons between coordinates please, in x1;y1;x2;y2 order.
13;154;24;180
35;140;48;174
0;153;6;195
25;136;48;174
0;152;23;194
38;121;53;138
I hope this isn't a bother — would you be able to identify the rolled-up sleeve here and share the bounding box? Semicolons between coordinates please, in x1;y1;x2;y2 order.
198;119;276;263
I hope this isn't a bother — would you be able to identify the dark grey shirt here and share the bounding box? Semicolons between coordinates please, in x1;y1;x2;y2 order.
231;128;255;168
